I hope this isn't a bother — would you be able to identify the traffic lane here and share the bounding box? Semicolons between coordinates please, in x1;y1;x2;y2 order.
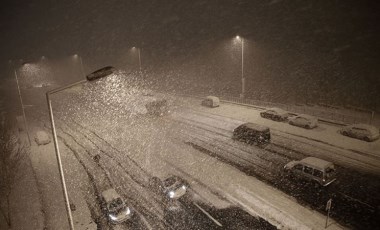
164;199;276;230
175;95;380;156
174;108;380;175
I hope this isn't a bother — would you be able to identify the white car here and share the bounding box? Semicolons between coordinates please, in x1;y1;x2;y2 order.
101;189;133;224
260;108;289;121
340;124;379;142
288;114;318;129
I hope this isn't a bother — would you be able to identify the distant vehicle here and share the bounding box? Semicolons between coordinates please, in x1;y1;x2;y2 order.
288;114;318;129
284;157;337;187
149;175;189;201
233;122;270;144
201;96;220;108
101;188;133;224
340;124;379;142
260;108;289;121
145;99;169;116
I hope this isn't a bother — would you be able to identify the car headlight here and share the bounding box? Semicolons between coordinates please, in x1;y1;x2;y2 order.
126;207;131;215
109;214;117;221
169;191;175;198
182;185;186;190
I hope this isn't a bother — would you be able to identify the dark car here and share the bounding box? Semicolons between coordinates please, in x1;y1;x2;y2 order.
149;175;189;201
233;122;270;144
145;99;169;116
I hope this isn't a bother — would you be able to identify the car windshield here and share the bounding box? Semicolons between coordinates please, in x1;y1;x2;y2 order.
163;177;179;187
108;198;124;211
1;1;379;230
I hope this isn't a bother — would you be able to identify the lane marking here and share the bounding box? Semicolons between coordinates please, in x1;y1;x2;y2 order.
193;203;223;227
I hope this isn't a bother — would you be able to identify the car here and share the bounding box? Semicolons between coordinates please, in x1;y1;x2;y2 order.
340;124;379;142
101;188;133;224
260;108;289;121
149;175;189;201
288;114;318;129
145;99;169;116
201;96;220;108
233;122;270;144
283;157;337;187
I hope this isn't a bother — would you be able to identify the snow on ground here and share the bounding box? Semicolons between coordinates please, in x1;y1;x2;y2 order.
0;130;45;230
28;119;96;230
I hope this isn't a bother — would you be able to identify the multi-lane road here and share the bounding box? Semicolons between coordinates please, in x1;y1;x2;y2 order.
28;83;379;229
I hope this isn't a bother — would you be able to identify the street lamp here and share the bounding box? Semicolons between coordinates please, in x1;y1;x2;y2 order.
132;47;142;73
46;66;116;230
235;35;245;98
14;67;31;146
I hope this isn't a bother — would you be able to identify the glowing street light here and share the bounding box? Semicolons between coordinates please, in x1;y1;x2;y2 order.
46;66;116;230
235;35;245;98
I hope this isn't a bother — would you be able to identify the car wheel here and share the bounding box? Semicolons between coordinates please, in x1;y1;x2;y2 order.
260;113;265;118
305;125;311;129
342;131;348;136
363;137;370;142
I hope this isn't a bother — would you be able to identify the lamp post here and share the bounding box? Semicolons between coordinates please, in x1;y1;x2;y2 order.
236;36;245;98
46;66;115;230
132;47;142;73
14;69;31;146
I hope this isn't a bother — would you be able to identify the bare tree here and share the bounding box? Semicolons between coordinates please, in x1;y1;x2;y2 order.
0;119;27;229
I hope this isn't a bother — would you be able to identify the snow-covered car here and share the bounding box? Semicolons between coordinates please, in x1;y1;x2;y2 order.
101;188;133;224
233;122;270;144
288;114;318;129
149;175;189;200
340;124;379;142
260;108;289;121
284;157;337;187
201;96;220;108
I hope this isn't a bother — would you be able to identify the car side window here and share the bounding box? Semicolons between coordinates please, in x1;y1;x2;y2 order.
313;169;323;178
294;164;303;171
304;166;313;175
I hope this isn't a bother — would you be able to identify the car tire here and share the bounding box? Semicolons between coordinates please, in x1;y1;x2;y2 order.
342;131;348;136
305;125;311;129
363;137;370;142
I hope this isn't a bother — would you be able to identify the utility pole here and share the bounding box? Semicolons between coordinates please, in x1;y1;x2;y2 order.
138;48;142;73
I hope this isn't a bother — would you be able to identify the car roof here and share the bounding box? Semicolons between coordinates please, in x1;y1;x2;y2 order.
300;157;334;170
239;122;269;132
348;124;379;133
206;96;219;101
268;107;287;114
295;114;317;120
102;189;121;203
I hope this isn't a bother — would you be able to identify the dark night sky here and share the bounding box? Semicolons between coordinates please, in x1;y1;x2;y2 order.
0;0;379;108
